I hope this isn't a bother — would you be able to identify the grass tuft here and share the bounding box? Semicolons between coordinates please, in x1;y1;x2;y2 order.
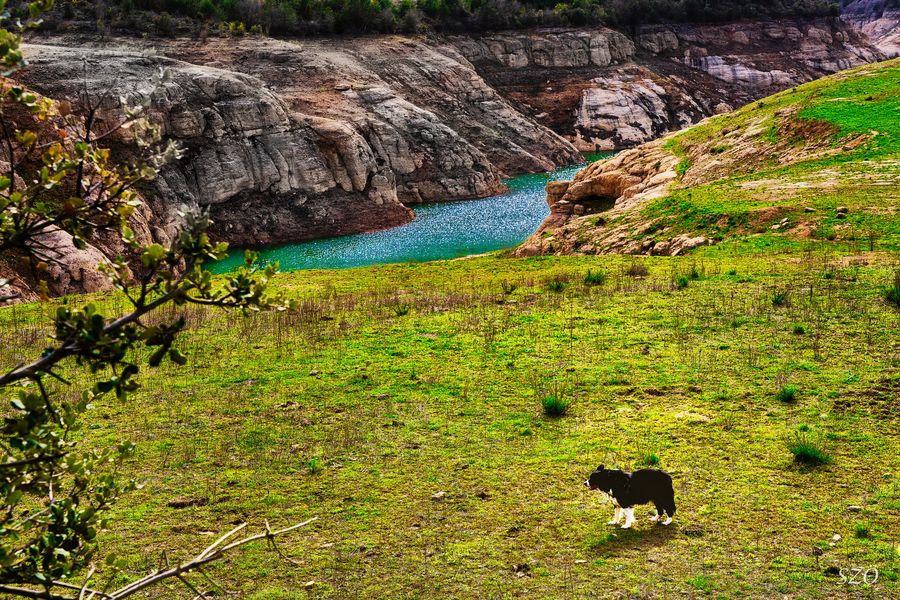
500;280;518;295
885;269;900;308
787;431;832;466
626;262;649;278
641;452;661;467
306;457;323;475
772;289;790;307
541;395;570;417
776;384;799;403
584;269;606;286
545;277;568;293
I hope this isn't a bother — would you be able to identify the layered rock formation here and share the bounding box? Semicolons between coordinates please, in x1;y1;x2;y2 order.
18;37;581;248
459;19;883;151
843;0;900;57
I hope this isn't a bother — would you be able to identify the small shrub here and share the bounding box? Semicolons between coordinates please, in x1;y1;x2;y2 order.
772;289;790;307
392;303;410;317
689;263;701;280
792;324;806;335
500;280;518;295
676;275;689;289
641;452;660;467
626;262;649;278
584;269;606;286
545;278;568;293
787;431;832;466
155;12;176;36
776;384;799;403
854;522;870;538
306;457;323;475
726;268;738;276
541;395;569;417
885;269;900;308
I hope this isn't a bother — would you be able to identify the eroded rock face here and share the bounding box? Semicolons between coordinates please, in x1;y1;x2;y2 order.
573;71;702;151
21;45;416;247
843;0;900;57
454;29;635;69
19;36;581;250
460;19;883;151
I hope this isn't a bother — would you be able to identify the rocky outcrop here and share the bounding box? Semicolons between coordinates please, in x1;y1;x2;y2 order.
453;29;635;68
573;68;703;151
458;19;883;151
843;0;900;57
516;140;682;256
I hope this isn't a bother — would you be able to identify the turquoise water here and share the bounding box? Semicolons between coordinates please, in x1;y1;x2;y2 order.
210;153;610;273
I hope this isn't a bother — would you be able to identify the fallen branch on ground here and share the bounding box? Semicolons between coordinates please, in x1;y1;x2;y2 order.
0;518;317;600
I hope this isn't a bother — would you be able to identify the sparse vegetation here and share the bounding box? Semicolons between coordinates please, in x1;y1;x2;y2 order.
33;0;843;36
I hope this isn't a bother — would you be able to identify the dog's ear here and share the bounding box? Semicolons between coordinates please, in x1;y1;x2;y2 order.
597;464;605;472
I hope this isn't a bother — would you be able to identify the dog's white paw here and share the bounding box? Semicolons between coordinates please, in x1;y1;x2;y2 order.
649;514;660;522
661;517;672;525
607;520;619;525
620;522;632;529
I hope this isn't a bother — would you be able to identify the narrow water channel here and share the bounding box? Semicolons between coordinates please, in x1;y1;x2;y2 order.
210;153;611;273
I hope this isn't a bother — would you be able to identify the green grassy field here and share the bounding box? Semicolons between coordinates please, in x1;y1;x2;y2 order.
637;59;900;254
2;249;898;598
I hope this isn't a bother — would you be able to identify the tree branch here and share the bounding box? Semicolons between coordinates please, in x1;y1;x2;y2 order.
0;285;185;386
110;518;317;599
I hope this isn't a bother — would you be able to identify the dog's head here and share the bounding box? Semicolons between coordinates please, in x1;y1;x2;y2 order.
584;464;615;491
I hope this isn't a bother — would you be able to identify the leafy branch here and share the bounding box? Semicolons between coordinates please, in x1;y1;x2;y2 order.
0;3;310;597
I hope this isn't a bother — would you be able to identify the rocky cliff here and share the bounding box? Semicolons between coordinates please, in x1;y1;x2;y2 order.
458;18;883;151
19;36;581;248
843;0;900;57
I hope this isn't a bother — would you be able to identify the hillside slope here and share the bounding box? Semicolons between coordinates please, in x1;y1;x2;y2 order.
517;57;900;257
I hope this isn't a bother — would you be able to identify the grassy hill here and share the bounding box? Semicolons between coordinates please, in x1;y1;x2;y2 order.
651;57;900;254
1;61;899;599
526;58;900;258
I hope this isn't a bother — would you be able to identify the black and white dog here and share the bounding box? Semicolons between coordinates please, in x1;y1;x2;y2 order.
585;465;676;528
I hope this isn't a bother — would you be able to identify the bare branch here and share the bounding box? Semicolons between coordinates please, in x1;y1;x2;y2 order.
110;518;317;599
0;584;71;600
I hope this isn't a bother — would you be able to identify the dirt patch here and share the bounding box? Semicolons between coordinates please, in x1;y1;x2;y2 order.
778;117;840;145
